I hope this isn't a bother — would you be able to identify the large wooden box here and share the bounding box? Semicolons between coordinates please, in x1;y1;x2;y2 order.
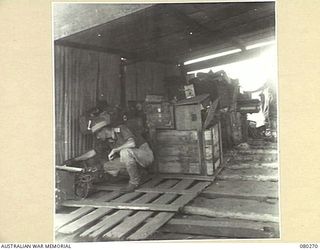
155;122;222;175
156;130;202;174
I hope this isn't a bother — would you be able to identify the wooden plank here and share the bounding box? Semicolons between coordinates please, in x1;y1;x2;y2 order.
79;179;179;239
249;145;278;150
61;200;179;212
156;130;199;145
80;194;158;238
158;161;201;175
139;177;164;188
103;212;154;240
128;212;175;240
233;149;278;155
183;197;279;223
79;193;159;239
55;191;121;230
58;192;141;234
203;99;219;130
226;154;278;162
102;179;194;240
135;188;197;195
169;194;199;210
103;195;177;240
218;168;278;182
171;179;195;189
203;180;278;200
167;182;212;210
157;155;200;162
135;179;195;195
157;145;200;157
218;122;223;164
127;181;210;240
159;174;214;182
94;185;126;192
149;231;215;240
226;163;278;170
93;175;153;192
159;217;278;238
188;181;212;193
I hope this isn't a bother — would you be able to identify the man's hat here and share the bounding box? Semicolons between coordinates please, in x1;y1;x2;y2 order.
91;120;108;133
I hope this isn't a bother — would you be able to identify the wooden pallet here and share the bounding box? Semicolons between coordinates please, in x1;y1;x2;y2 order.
56;176;212;241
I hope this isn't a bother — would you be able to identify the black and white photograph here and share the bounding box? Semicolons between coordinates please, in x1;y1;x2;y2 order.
53;2;278;242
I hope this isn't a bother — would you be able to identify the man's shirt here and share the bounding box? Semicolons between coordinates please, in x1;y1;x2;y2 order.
109;124;146;149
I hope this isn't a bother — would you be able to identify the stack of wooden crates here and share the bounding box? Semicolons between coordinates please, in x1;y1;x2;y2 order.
151;95;223;176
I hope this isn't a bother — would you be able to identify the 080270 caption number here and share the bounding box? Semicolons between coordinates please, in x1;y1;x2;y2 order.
300;244;318;248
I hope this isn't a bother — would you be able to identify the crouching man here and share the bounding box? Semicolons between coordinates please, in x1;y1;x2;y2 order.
92;120;154;192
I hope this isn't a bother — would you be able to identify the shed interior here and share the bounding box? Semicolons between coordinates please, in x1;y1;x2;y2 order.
54;2;275;163
54;3;278;241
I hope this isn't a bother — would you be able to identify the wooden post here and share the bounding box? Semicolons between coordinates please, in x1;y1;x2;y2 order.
120;59;126;108
178;62;187;83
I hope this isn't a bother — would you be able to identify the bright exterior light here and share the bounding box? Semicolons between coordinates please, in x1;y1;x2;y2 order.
184;48;242;65
245;40;275;50
187;46;276;92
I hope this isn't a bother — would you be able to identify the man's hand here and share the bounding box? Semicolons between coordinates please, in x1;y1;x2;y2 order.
108;149;117;161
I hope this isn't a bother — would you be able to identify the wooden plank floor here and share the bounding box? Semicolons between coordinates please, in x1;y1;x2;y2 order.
56;176;212;242
55;138;279;241
162;139;280;239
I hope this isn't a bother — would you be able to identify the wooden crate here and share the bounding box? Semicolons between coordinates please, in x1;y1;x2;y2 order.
155;130;203;174
175;94;210;131
155;123;222;176
202;122;223;175
175;105;202;131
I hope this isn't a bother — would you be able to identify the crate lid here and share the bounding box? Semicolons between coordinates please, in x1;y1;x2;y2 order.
175;93;210;106
203;98;220;130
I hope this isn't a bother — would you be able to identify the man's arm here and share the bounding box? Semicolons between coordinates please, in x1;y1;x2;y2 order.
73;149;96;161
108;138;136;160
113;138;136;152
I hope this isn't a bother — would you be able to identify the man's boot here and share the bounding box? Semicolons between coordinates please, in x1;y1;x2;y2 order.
119;161;141;193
